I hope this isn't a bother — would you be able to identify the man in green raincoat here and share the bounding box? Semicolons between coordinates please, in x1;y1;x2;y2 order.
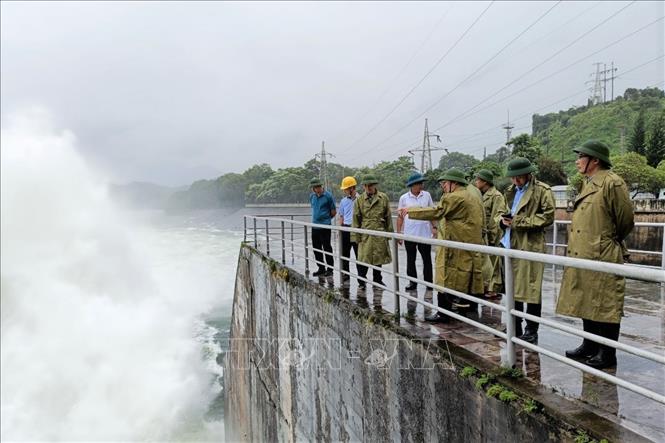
499;158;555;343
475;169;508;297
400;168;484;323
351;175;393;288
556;140;634;369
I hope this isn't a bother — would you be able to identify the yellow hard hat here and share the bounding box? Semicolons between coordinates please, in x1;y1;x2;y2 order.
340;176;357;190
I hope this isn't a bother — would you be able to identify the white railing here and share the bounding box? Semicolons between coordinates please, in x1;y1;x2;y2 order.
550;220;665;270
243;215;665;405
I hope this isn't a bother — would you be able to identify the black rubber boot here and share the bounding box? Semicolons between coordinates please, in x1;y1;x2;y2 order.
425;293;451;323
566;319;599;360
586;321;620;369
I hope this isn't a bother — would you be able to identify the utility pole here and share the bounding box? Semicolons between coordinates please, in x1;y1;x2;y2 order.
611;62;617;101
483;146;487;160
603;63;607;103
409;119;444;173
314;141;335;190
600;62;618;102
502;110;514;144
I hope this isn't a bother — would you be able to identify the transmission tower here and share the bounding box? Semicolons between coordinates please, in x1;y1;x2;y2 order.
314;141;335;190
408;119;444;173
502;110;514;144
587;62;604;105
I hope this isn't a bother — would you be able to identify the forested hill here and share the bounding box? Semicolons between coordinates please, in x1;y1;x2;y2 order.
532;87;664;170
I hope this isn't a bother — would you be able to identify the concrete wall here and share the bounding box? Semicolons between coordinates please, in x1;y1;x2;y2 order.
224;245;648;442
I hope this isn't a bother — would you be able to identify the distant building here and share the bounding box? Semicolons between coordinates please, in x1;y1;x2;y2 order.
551;185;569;208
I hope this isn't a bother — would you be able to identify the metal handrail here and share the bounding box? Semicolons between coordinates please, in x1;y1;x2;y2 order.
243;215;665;405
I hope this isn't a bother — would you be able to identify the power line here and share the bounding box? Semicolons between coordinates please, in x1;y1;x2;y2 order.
379;55;663;161
330;4;454;145
352;0;638;159
354;1;562;157
338;1;495;155
429;15;663;135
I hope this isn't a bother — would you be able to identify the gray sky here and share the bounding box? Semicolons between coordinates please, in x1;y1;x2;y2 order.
1;1;663;186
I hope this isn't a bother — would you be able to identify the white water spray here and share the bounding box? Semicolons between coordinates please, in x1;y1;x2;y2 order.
1;108;227;440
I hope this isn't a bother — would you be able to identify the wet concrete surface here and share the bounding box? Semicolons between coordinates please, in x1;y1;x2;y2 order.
258;235;665;442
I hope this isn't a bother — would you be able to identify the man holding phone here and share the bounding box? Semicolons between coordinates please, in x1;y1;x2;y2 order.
499;158;555;344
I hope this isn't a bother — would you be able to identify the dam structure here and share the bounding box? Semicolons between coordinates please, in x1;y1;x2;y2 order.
223;215;665;442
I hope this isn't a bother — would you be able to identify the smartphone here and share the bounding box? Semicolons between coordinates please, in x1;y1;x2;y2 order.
502;213;513;219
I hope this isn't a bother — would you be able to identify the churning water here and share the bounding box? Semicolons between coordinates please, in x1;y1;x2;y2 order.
1;109;236;441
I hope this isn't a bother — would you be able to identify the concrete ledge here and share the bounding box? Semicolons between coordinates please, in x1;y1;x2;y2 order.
224;244;649;442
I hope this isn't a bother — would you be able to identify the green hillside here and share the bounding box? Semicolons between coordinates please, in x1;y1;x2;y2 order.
533;87;665;175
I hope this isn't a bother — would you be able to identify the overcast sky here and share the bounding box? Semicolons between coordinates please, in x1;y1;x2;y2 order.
1;1;663;186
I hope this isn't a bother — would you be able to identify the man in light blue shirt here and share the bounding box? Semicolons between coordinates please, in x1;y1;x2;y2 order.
338;176;366;281
309;178;336;277
498;157;555;345
500;182;529;249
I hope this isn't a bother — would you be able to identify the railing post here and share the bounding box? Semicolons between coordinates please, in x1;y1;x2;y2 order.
337;226;344;283
304;225;309;274
661;225;665;271
265;219;270;256
552;222;558;282
281;221;286;264
243;216;247;243
661;226;665;310
552;221;558;256
291;215;295;264
253;218;257;248
503;254;516;368
392;238;400;321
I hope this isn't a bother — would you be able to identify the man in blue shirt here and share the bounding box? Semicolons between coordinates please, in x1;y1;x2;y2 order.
309;178;336;276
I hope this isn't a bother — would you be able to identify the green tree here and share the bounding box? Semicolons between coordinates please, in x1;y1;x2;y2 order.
612;152;664;198
372;156;417;201
217;173;247;207
508;134;543;163
485;145;511;165
535;156;567;186
628;111;647;156
470;160;503;179
646;110;665;168
242;163;274;184
423;168;443;200
438;151;479;171
245;167;311;203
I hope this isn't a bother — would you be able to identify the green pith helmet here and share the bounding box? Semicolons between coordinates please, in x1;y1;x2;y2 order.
406;172;426;187
573;139;612;167
309;177;323;187
361;174;379;185
506;157;536;177
437;168;468;185
475;169;495;185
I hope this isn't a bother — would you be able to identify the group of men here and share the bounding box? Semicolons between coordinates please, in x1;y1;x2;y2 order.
308;140;634;370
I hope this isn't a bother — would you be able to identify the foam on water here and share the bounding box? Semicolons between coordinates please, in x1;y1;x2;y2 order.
1;108;231;440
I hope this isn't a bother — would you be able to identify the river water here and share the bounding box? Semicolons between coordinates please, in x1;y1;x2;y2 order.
0;113;240;441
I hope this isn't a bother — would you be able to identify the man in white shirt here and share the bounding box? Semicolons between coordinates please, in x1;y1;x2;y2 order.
397;173;436;291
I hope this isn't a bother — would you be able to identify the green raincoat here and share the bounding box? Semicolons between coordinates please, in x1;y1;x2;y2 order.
351;191;393;265
556;170;634;323
482;186;508;290
408;186;484;295
501;178;555;303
